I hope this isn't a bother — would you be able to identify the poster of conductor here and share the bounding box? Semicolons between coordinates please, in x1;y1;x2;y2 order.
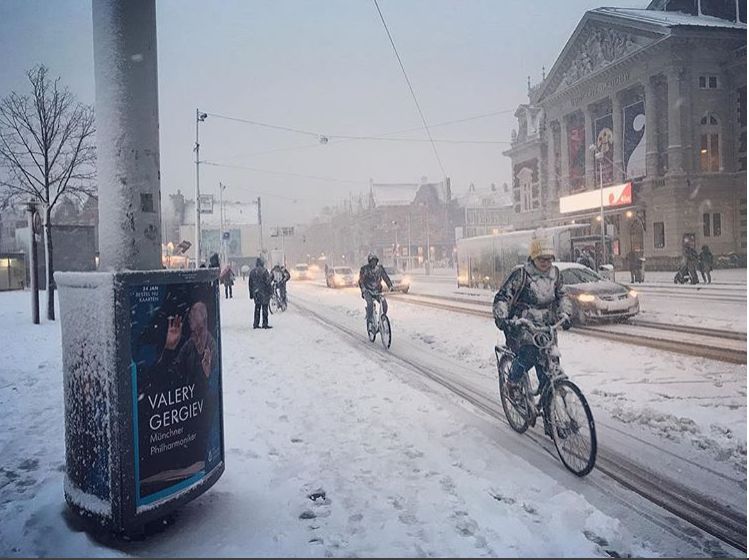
128;279;223;506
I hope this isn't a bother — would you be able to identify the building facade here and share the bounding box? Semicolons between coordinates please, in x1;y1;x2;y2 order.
503;1;746;269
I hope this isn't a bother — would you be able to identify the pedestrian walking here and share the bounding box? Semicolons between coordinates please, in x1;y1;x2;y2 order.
220;265;235;299
684;245;700;284
699;245;714;284
248;257;272;329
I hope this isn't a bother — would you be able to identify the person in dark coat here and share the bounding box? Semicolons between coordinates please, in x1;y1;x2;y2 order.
209;252;220;268
699;245;714;284
684;245;700;284
220;265;235;299
248;257;272;329
358;252;393;327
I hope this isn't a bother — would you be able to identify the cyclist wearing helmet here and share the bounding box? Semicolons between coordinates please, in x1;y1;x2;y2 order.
493;237;572;426
358;252;393;326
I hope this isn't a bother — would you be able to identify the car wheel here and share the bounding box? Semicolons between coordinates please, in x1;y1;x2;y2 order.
402;286;409;294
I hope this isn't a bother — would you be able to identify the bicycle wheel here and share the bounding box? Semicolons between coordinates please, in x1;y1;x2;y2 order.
497;354;529;434
380;314;391;349
269;296;278;314
549;379;597;476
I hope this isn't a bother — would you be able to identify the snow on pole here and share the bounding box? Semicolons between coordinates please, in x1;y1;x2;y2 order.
93;0;161;271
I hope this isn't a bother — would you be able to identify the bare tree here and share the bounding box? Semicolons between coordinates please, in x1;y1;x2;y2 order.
0;65;96;320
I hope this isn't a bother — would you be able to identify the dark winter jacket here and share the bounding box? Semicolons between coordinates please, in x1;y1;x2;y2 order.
249;264;272;302
492;260;572;348
358;263;393;294
699;248;714;272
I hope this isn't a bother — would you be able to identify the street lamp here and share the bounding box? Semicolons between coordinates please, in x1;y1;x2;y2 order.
195;109;207;267
219;182;228;265
391;220;399;269
589;143;606;269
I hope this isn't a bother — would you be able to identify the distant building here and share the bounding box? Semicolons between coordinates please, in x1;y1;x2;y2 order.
503;0;746;268
458;183;514;238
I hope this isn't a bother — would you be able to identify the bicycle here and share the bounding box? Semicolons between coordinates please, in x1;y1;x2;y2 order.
269;284;287;314
365;291;391;349
495;317;597;476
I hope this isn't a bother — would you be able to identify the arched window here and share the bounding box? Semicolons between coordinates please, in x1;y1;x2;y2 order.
699;113;720;172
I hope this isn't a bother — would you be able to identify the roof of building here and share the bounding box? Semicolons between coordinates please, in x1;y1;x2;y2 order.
594;7;746;29
370;183;419;207
456;184;513;208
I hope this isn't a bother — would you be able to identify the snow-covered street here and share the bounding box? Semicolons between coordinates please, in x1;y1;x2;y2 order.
0;278;745;557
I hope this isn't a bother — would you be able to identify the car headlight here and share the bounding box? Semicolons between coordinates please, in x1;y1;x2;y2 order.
628;290;638;298
577;294;596;303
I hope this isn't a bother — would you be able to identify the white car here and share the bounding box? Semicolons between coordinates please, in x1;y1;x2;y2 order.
291;263;311;281
556;262;639;324
326;266;357;288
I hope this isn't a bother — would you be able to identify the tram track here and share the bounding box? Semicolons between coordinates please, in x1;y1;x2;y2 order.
384;291;747;364
292;298;747;554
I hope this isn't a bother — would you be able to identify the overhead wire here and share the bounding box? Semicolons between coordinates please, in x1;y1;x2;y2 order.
372;0;447;177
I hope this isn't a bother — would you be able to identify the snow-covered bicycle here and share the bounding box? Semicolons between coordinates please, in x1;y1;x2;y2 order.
366;291;391;349
495;317;597;476
269;285;287;314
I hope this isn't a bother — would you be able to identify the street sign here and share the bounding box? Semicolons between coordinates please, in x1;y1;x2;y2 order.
199;194;214;214
222;231;230;240
271;226;294;237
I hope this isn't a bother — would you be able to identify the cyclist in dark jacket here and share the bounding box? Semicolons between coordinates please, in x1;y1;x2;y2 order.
358;252;393;326
249;258;272;329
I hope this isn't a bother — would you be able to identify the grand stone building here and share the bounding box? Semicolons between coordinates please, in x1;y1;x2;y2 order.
503;0;746;268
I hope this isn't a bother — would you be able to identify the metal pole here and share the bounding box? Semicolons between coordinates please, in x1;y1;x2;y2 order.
195;109;202;267
425;204;431;275
407;212;412;272
599;154;606;269
395;226;399;269
256;196;264;254
219;181;225;265
26;202;39;324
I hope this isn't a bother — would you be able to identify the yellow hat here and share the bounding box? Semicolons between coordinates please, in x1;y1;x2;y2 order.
529;237;555;260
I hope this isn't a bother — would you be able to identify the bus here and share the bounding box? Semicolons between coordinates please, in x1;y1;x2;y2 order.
456;225;587;289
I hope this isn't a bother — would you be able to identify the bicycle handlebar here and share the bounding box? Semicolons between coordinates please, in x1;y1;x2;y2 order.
509;317;566;331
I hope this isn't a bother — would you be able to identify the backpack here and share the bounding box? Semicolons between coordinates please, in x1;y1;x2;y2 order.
499;265;528;320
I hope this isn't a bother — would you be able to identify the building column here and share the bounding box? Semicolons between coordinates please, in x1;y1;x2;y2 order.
644;76;659;178
612;92;624;182
667;68;684;175
584;106;595;189
546;120;557;200
559;117;569;196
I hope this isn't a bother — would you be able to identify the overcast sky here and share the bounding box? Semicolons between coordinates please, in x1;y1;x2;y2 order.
0;0;645;226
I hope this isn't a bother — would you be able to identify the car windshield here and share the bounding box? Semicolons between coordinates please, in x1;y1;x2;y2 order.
561;267;602;285
334;267;353;274
295;264;308;271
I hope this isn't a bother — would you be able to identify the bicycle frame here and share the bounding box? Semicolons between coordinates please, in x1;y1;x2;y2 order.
495;320;567;424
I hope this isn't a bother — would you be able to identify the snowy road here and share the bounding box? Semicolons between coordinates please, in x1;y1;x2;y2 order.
0;284;745;557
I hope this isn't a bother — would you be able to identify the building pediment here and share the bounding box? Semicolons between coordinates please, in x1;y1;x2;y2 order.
537;14;666;103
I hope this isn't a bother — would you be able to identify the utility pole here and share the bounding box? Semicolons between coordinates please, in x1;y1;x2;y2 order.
26;201;40;324
407;213;412;272
255;196;264;255
195;109;207;267
219;182;227;265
